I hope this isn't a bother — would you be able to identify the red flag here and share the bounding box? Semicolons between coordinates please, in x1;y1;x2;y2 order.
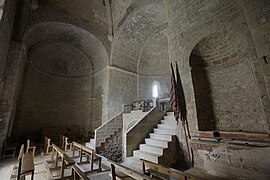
175;62;187;122
169;63;180;122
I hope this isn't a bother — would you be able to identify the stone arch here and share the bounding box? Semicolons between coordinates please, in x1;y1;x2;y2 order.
13;22;109;141
111;1;168;73
24;22;109;73
111;1;169;100
189;29;265;132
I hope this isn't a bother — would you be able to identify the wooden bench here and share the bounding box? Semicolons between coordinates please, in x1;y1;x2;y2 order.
50;144;75;179
108;160;154;180
72;141;102;173
26;139;36;156
17;144;35;180
141;159;201;180
44;136;53;154
63;136;73;151
72;165;90;180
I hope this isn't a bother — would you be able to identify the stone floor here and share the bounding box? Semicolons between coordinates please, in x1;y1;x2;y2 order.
0;150;112;180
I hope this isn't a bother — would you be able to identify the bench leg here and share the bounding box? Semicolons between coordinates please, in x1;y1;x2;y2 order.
111;164;116;180
31;170;34;180
72;168;79;180
60;158;65;178
51;148;54;160
55;152;59;168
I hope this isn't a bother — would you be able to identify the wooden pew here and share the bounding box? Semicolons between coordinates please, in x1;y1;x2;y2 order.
17;144;35;180
44;136;53;154
50;144;75;179
60;136;72;151
3;137;18;159
108;160;154;180
141;159;201;180
72;165;90;180
26;139;36;156
72;141;102;173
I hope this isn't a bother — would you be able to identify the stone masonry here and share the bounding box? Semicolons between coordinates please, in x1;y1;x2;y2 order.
0;0;269;179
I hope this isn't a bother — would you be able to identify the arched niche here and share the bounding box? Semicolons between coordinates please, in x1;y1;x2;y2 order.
12;22;109;141
190;31;263;132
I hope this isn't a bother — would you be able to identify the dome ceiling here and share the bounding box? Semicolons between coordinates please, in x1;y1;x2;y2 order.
29;41;93;77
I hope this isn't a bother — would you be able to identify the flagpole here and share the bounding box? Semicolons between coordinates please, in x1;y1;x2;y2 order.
182;118;193;168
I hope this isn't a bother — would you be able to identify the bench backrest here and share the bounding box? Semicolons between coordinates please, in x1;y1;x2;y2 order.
72;165;90;180
108;160;152;180
81;145;94;157
18;144;24;160
52;144;65;157
52;143;74;165
72;141;95;158
141;159;200;180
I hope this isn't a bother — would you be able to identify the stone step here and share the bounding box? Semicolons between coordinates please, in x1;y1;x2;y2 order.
164;116;177;121
161;119;177;125
166;112;174;116
85;141;95;150
145;138;169;148
140;144;164;155
133;150;161;164
154;128;177;135
157;124;176;129
150;133;172;141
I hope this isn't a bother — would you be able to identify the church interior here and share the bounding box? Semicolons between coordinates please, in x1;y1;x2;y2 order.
0;0;270;179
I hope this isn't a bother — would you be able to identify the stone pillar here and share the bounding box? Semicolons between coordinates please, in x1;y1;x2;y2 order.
0;42;26;158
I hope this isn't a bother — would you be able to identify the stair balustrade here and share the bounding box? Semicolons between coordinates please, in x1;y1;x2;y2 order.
123;99;164;162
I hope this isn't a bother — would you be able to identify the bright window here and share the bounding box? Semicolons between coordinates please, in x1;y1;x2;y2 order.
152;84;158;98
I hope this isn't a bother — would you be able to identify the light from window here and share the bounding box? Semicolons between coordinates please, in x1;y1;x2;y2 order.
152;85;158;98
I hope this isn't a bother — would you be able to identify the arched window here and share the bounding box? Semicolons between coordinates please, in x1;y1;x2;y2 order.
152;81;160;98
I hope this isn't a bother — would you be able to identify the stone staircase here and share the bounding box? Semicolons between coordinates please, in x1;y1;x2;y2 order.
86;111;124;150
98;128;122;162
124;112;183;170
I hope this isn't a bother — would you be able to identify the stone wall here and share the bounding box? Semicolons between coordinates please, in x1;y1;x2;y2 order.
108;1;168;120
10;21;109;140
165;0;268;134
0;0;14;95
13;64;93;140
0;41;26;157
190;138;270;179
138;30;170;100
107;67;137;120
240;0;270;133
92;69;109;126
0;0;16;157
190;31;265;132
164;0;270;178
